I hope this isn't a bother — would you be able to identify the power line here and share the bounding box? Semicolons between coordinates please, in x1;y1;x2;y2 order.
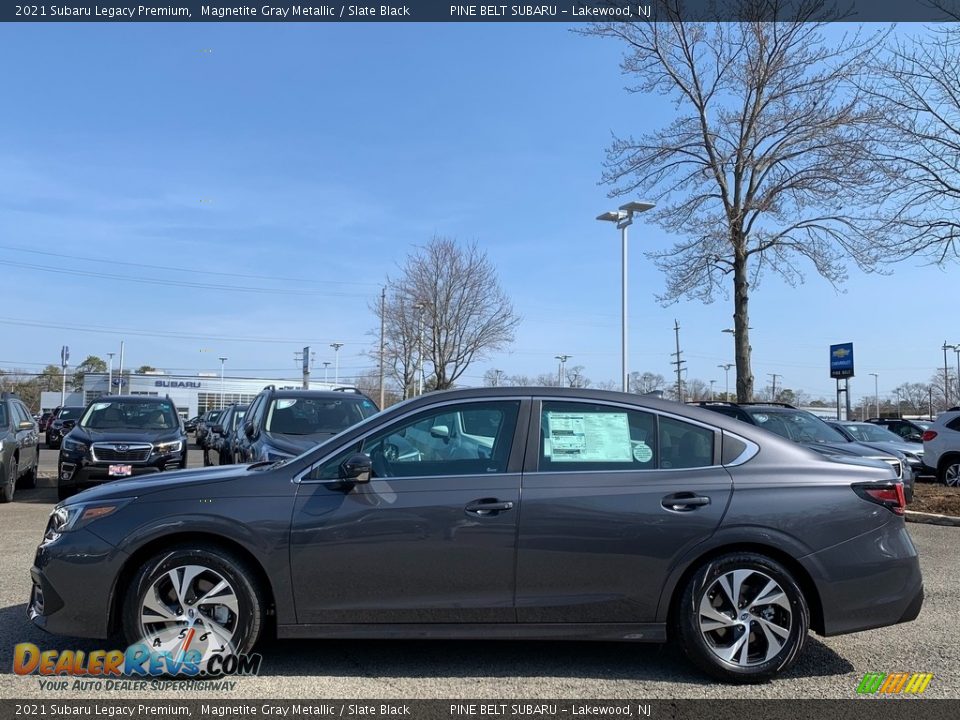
0;245;378;287
0;259;370;297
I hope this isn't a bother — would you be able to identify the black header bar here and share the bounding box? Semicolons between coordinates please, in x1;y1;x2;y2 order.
3;1;960;23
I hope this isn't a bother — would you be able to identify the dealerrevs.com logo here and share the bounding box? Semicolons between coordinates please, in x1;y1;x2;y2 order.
856;672;934;695
13;639;262;683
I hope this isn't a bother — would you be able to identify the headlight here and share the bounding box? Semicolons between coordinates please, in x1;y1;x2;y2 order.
62;437;88;454
154;440;183;454
41;499;135;545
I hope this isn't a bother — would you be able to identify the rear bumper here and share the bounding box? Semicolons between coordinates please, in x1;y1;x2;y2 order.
802;518;923;636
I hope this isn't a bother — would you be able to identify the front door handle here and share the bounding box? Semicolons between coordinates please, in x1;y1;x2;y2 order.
465;498;515;517
662;493;711;512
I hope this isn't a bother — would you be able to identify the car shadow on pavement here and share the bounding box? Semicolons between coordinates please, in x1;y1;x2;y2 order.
0;604;853;684
10;487;58;505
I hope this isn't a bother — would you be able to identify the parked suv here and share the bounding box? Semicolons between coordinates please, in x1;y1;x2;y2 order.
866;418;930;443
207;404;248;466
921;410;960;486
1;393;40;502
234;387;378;463
693;402;912;498
45;406;85;449
57;396;188;501
195;409;224;450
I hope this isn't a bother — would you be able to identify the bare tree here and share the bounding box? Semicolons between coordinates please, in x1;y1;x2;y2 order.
629;371;667;394
371;290;420;399
860;26;960;263
385;237;520;391
582;1;889;401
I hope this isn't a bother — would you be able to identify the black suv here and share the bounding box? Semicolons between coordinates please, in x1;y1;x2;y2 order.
234;387;378;463
1;393;40;502
195;409;224;450
45;406;85;449
57;396;188;501
866;418;930;443
207;404;248;466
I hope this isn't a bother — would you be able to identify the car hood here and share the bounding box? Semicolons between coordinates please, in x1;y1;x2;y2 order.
60;464;245;506
264;431;337;455
856;440;922;458
70;428;182;444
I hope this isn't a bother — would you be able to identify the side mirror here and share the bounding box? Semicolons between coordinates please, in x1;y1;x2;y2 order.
19;420;34;430
907;433;922;442
211;424;224;435
339;454;373;484
430;425;450;440
244;422;255;439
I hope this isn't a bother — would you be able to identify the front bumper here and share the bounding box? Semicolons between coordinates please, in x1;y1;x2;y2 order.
29;527;125;639
59;451;185;490
801;518;923;636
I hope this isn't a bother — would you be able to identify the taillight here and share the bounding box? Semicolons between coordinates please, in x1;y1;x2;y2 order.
922;430;937;442
853;481;905;515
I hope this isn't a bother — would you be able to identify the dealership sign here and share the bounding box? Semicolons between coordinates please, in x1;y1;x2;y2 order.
154;380;202;389
830;342;855;379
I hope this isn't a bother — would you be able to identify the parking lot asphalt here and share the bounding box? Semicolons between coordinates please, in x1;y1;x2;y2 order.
1;445;957;700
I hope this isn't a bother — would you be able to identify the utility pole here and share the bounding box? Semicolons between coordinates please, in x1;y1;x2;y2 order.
895;388;902;418
107;352;115;396
869;372;879;418
301;345;311;390
59;345;69;406
493;369;504;387
670;320;685;401
768;373;780;402
118;341;125;395
330;343;344;386
555;355;571;388
378;286;386;408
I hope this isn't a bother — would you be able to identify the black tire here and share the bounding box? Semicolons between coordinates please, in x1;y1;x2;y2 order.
17;450;38;490
121;545;264;658
675;552;809;683
1;459;16;503
938;454;960;487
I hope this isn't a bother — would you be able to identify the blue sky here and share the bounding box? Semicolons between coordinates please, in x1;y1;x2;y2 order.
0;22;953;403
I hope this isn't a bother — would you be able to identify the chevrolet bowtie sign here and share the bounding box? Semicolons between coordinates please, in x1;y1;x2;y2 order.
830;343;855;379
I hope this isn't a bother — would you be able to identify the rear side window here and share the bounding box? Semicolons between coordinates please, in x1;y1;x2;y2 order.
539;402;658;472
946;417;960;432
659;416;715;469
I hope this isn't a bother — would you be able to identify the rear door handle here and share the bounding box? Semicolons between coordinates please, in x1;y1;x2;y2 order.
661;493;711;512
465;499;514;517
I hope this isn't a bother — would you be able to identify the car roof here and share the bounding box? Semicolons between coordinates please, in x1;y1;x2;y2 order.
268;389;371;400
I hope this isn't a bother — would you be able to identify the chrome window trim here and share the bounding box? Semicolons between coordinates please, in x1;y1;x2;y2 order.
295;396;529;485
721;431;760;467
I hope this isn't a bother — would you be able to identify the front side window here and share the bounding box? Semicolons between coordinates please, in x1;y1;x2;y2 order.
539;402;658;471
80;401;179;430
310;401;520;480
58;407;84;422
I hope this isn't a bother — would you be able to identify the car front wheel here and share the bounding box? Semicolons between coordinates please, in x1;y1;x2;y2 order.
122;545;265;665
675;552;809;683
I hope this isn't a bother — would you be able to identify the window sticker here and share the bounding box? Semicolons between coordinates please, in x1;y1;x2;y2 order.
545;411;633;462
632;441;654;463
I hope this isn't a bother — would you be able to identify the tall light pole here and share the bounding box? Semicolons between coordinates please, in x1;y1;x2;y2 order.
59;345;69;406
597;200;655;392
107;352;115;396
895;388;902;418
218;356;228;409
869;372;879;419
718;364;733;401
117;341;125;395
330;343;343;386
943;342;954;408
709;379;716;401
953;345;960;406
322;361;331;383
555;354;571;388
493;369;504;388
413;302;427;395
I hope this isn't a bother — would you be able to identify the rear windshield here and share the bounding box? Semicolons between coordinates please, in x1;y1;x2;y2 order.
845;423;901;443
58;407;84;421
266;397;376;435
80;400;179;430
744;408;847;444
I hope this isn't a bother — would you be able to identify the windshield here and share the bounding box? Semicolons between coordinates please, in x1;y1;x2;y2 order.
745;408;847;444
80;400;179;430
58;407;84;421
266;397;376;435
845;423;902;443
207;411;223;423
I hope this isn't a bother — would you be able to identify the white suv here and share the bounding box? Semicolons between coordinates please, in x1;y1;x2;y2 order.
923;410;960;486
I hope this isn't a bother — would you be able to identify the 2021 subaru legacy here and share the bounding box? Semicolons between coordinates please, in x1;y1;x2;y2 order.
29;388;922;682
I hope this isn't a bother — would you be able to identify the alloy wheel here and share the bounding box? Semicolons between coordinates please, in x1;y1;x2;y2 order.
139;564;240;662
945;462;960;487
698;569;793;667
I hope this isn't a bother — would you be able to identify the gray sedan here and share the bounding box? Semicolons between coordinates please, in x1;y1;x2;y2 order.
828;420;930;479
29;388;921;684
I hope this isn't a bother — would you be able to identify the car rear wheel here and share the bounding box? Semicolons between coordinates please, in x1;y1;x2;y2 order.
675;552;809;683
122;546;265;666
939;456;960;487
1;459;16;503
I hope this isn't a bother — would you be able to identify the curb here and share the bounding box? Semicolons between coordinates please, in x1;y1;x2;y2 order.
905;509;960;527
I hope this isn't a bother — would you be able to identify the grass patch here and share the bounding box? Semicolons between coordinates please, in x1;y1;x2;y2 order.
910;482;960;516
